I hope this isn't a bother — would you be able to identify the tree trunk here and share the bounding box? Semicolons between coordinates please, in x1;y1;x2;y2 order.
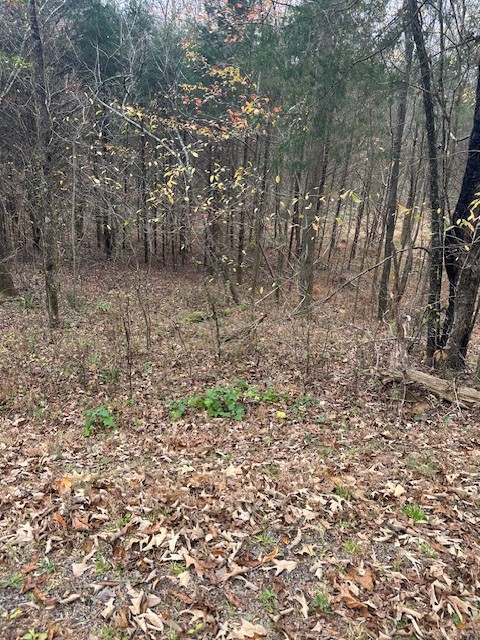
409;0;443;361
444;61;480;369
0;263;17;297
29;0;59;327
298;135;330;314
378;27;413;318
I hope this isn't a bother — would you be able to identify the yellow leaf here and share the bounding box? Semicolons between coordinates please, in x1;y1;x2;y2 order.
276;411;287;419
275;175;281;184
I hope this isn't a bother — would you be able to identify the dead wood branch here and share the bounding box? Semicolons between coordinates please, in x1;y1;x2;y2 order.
381;368;480;408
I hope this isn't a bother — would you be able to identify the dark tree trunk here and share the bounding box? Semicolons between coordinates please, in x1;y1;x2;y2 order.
443;62;480;369
409;0;443;361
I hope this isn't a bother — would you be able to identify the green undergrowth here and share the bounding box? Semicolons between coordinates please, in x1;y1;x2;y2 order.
168;380;323;421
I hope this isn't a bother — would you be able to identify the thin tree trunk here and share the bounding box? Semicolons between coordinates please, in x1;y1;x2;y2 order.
29;0;59;327
251;129;270;296
409;0;443;361
328;141;352;265
298;135;330;314
378;26;413;318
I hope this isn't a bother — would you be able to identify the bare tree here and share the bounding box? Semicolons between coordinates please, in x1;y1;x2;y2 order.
29;0;59;327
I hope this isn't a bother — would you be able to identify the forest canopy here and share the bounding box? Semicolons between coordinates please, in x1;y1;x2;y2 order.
1;0;480;368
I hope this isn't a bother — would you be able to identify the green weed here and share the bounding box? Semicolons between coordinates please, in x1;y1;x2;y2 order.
1;572;25;590
420;541;439;558
310;589;330;613
170;561;187;576
254;530;275;547
403;504;427;522
96;300;111;313
333;485;353;500
407;456;439;477
260;588;277;612
95;556;109;575
83;405;117;437
169;384;246;420
22;631;47;640
343;539;362;554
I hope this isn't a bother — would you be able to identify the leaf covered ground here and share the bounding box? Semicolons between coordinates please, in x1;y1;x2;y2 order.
1;267;480;640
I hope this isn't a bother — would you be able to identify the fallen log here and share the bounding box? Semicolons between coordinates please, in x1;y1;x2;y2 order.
381;368;480;408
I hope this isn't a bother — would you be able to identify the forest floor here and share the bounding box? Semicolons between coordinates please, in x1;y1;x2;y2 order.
1;264;480;640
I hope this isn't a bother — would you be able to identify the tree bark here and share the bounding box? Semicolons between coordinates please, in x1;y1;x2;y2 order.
408;0;443;361
443;61;480;369
378;26;413;318
298;135;330;314
0;263;17;297
29;0;59;327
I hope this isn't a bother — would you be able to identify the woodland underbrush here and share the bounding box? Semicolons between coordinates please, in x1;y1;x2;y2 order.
1;265;479;640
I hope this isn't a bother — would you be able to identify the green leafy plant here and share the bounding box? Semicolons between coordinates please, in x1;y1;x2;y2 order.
66;291;85;311
100;628;128;640
403;503;427;522
170;561;187;576
169;381;293;421
407;456;439;477
254;530;275;547
0;609;23;621
333;485;353;500
260;588;277;612
96;300;111;313
186;622;205;636
22;631;47;640
83;405;117;437
116;512;132;528
0;572;25;590
420;541;439;558
343;539;362;554
244;384;287;404
22;294;39;310
169;384;246;420
100;366;121;384
266;464;280;478
95;555;109;575
310;589;330;613
40;557;55;574
184;310;209;323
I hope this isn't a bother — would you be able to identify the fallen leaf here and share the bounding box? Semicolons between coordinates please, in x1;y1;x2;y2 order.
177;570;190;586
261;546;280;563
113;606;130;628
56;476;73;495
72;562;89;577
33;586;56;606
230;618;268;638
225;464;242;477
52;512;68;528
59;594;81;604
10;523;34;546
348;566;374;592
335;585;370;617
143;608;165;630
128;589;145;616
21;558;40;574
71;514;89;531
101;597;116;619
293;592;309;619
271;559;297;575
